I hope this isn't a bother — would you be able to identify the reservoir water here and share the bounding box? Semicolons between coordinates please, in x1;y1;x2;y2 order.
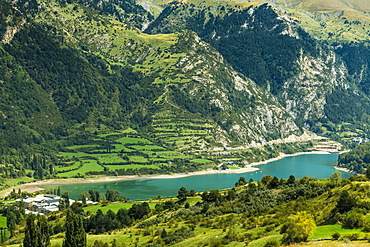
43;153;351;201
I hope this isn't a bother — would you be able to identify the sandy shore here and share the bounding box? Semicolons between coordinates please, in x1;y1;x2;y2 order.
334;166;358;175
0;150;342;197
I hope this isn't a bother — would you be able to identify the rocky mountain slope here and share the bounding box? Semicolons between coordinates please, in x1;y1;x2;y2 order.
0;0;306;153
145;2;370;128
0;0;369;154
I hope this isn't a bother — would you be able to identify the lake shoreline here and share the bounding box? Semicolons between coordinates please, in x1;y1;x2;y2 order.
1;150;343;197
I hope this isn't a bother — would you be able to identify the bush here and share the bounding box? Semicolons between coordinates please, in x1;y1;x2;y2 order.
264;239;280;247
332;232;341;240
363;219;370;232
343;233;360;241
342;211;364;229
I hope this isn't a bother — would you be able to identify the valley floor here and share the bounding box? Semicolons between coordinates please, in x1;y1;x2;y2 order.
0;150;341;197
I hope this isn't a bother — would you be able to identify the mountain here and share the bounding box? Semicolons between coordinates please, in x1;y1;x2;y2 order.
145;2;370;128
0;0;369;181
265;0;370;43
0;0;304;152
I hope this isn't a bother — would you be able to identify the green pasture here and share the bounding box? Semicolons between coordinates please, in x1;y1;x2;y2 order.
83;202;157;214
115;137;152;144
150;158;168;162
97;132;122;138
55;161;81;172
82;160;104;172
153;151;182;155
247;235;282;247
128;156;148;163
167;155;191;159
110;144;135;152
310;224;364;239
98;156;128;164
128;145;165;151
190;159;213;163
56;160;104;177
104;164;160;170
2;176;34;188
227;166;240;170
0;214;6;228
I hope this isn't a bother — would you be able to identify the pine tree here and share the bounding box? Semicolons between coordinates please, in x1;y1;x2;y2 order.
38;215;51;247
23;214;50;247
63;209;86;247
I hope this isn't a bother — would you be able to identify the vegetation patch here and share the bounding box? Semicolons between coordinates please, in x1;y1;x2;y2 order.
128;145;165;150
115;137;152;144
311;224;364;240
190;159;213;164
104;164;160;170
0;214;6;228
83;202;157;214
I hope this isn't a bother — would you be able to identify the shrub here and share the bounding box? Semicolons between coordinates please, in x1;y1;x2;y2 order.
343;233;360;241
332;232;341;240
264;239;280;247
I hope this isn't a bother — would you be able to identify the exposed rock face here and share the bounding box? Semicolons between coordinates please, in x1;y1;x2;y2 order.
168;31;302;145
145;2;369;127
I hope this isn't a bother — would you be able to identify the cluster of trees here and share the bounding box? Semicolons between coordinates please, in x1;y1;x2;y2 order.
78;189;128;203
84;203;150;234
337;142;370;173
23;210;86;247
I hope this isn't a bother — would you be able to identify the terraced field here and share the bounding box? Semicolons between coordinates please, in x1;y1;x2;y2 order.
57;128;215;177
151;111;215;150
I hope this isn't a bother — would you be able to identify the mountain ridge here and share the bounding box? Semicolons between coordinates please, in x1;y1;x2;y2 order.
0;0;369;180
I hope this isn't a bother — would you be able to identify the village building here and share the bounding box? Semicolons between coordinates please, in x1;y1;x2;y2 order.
17;194;75;215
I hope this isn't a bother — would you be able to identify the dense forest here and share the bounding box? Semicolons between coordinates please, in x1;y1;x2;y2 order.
337;142;370;174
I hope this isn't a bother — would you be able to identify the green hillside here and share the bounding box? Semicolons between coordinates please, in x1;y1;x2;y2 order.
3;173;370;246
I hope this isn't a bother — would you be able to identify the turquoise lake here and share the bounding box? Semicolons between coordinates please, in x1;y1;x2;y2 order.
43;153;351;201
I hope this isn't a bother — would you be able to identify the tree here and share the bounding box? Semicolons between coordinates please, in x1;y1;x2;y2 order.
268;176;279;189
24;214;38;247
235;177;246;186
330;171;341;185
128;202;150;220
37;215;51;247
106;189;126;202
281;211;316;244
337;190;356;214
63;210;86;247
177;187;188;200
366;166;370;180
24;214;50;247
6;211;16;238
78;191;89;204
287;175;296;184
59;192;70;210
261;175;273;186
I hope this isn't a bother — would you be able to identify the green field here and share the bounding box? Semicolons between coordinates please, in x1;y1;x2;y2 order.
55;161;81;172
128;156;149;163
98;156;128;164
129;145;165;150
56;160;104;178
310;224;364;239
0;214;6;228
190;159;213;163
115;137;152;144
104;164;160;170
110;144;135;152
97;132;122;138
83;202;157;213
